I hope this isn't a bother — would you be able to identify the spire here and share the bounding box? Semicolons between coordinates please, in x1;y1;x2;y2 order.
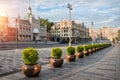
28;6;31;11
18;13;20;18
82;22;84;26
91;21;93;26
28;3;32;12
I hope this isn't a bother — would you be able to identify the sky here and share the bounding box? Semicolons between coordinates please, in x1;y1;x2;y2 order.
0;0;120;29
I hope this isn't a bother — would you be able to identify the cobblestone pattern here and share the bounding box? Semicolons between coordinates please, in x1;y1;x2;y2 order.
0;47;67;76
0;43;120;80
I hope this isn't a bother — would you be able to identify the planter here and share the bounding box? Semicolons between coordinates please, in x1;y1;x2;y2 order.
92;48;96;52
50;58;63;67
75;52;84;58
96;48;99;51
88;49;93;54
22;64;41;77
66;55;76;62
83;51;89;56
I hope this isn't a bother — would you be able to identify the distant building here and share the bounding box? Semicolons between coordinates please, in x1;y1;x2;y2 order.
50;20;89;43
16;5;46;42
0;5;47;42
0;16;17;42
89;27;120;42
16;16;32;41
100;27;120;41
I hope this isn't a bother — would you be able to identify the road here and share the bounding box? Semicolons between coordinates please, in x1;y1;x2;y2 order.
0;42;67;50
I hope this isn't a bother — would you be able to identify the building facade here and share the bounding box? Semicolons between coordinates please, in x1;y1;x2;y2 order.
89;27;120;42
16;17;32;41
50;20;89;43
0;5;47;42
100;27;120;41
16;5;46;42
0;16;17;42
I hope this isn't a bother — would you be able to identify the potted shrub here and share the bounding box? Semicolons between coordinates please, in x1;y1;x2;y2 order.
92;44;96;52
75;45;84;58
88;45;93;54
50;47;63;68
22;47;41;77
83;45;89;56
66;46;76;62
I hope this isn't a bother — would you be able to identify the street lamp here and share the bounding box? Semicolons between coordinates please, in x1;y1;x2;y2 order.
91;21;94;44
67;3;72;46
100;28;102;44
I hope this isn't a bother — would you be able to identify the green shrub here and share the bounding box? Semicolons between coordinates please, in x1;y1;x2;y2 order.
92;44;96;48
22;47;39;65
88;45;92;50
51;47;62;59
66;46;75;55
83;45;89;51
76;45;83;53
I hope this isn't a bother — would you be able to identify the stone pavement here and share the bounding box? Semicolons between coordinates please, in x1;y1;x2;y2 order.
0;43;120;80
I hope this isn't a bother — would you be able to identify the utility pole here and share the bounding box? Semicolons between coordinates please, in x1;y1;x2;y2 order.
67;3;72;46
91;22;94;44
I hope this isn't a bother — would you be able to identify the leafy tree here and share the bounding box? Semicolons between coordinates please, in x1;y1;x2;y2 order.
117;29;120;41
39;18;54;32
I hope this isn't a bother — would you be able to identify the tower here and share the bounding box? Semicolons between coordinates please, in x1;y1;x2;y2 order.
27;5;32;23
28;5;32;14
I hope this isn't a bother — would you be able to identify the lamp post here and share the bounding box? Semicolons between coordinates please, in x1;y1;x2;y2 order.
100;28;102;44
67;3;72;46
91;22;94;44
45;25;47;44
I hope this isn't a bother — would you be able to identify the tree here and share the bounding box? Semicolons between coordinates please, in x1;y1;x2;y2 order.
117;29;120;41
39;18;54;32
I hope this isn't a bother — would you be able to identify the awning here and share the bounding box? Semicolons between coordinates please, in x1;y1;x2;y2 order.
33;28;39;33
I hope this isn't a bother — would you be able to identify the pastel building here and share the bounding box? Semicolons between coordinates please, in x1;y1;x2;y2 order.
16;5;46;41
50;20;89;43
0;16;17;42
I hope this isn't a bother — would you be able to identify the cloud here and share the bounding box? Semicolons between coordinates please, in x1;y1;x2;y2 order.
99;16;119;24
0;0;119;28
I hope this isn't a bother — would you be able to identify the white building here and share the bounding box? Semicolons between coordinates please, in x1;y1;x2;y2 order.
50;20;89;43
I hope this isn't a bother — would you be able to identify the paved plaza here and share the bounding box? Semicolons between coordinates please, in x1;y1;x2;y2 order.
0;43;120;80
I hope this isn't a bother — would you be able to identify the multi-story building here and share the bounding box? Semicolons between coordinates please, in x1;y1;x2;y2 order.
0;16;17;42
100;27;120;41
16;5;46;42
50;20;89;43
16;16;32;41
89;27;120;42
0;5;47;42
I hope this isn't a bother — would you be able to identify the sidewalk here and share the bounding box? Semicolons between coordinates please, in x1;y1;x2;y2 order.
0;43;120;80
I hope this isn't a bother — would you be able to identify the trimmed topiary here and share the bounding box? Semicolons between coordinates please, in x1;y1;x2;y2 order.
76;45;83;53
22;47;39;65
83;45;89;51
66;46;75;55
51;47;62;59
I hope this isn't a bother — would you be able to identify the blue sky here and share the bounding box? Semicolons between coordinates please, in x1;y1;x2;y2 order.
0;0;120;29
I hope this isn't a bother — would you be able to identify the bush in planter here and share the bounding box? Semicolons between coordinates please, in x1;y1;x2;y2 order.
22;47;39;65
76;45;84;58
51;47;62;59
22;47;41;77
83;45;89;56
88;45;93;54
91;44;96;52
66;46;75;55
66;46;76;62
50;47;63;67
76;45;83;53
